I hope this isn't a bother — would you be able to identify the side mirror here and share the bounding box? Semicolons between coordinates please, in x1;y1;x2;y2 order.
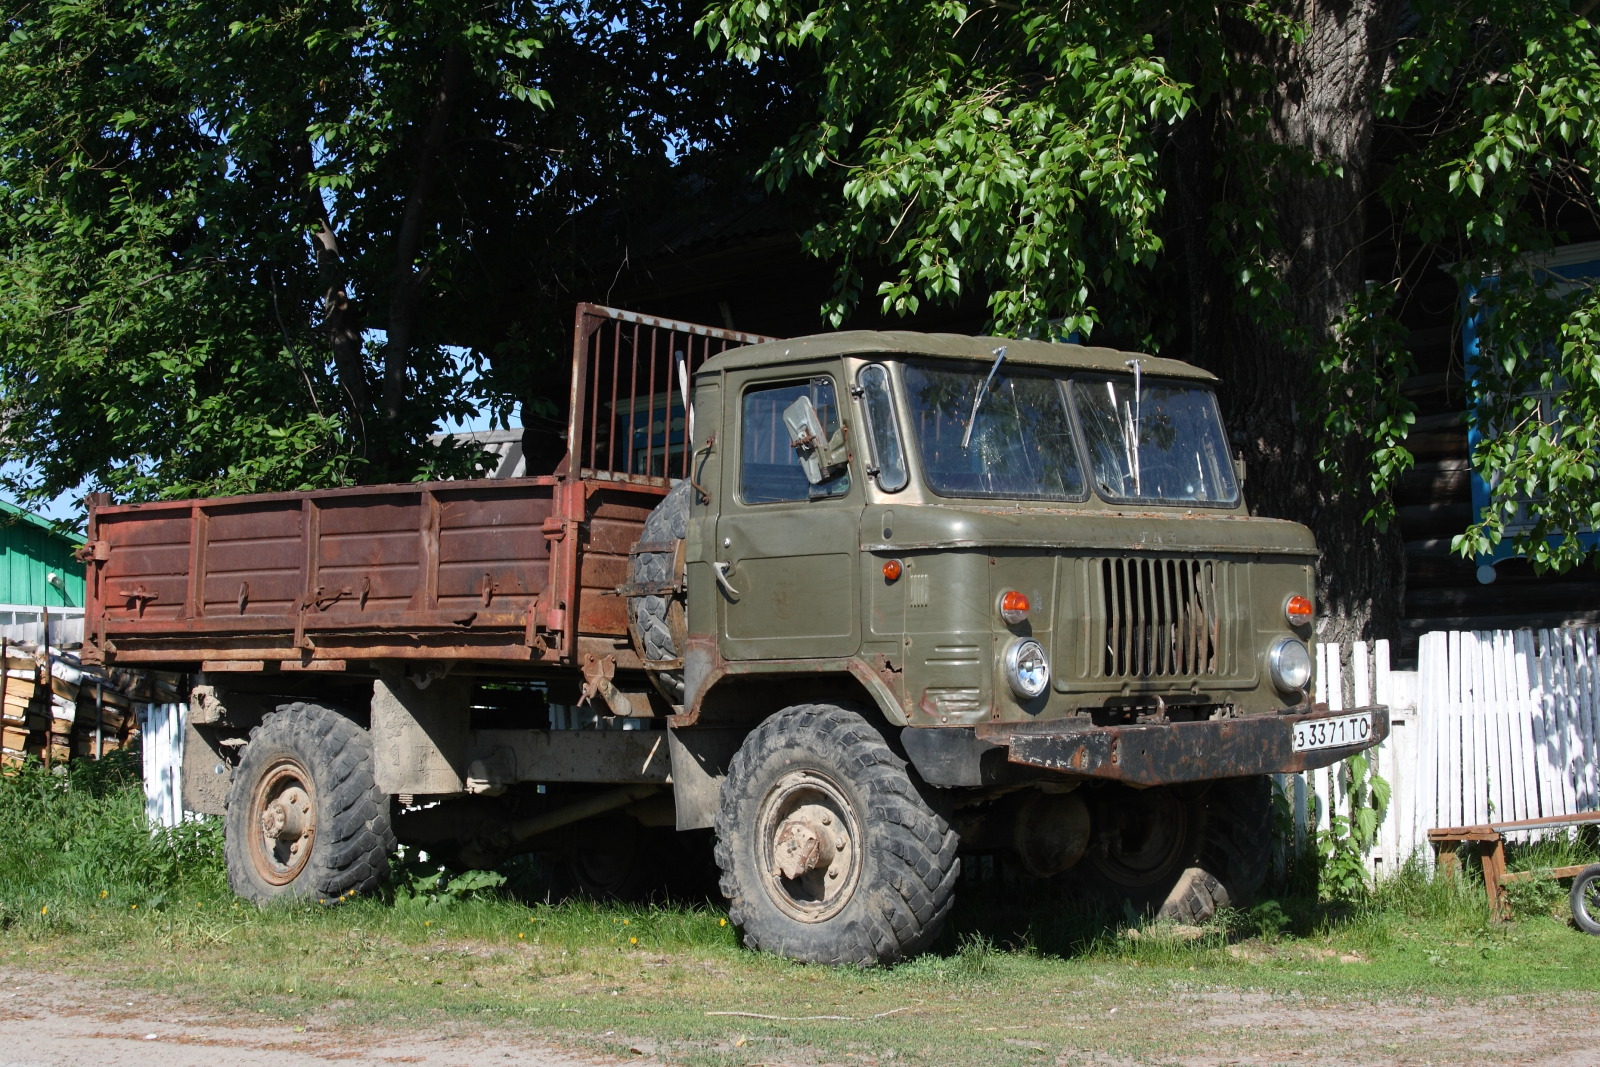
783;395;848;484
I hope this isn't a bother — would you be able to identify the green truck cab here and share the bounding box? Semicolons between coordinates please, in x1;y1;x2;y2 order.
82;308;1385;968
655;330;1384;961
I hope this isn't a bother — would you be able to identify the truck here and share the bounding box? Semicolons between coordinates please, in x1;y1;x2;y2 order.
80;302;1387;965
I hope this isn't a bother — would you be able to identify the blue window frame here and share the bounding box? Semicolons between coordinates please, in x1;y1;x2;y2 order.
1463;243;1600;580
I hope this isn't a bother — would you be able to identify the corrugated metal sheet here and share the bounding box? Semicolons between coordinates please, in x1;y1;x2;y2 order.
0;501;85;610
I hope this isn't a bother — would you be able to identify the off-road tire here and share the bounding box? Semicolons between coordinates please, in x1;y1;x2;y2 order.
1571;863;1600;935
1080;775;1273;923
224;702;393;904
714;704;960;965
629;479;692;702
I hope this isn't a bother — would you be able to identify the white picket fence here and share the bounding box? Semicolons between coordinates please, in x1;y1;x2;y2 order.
1298;627;1600;876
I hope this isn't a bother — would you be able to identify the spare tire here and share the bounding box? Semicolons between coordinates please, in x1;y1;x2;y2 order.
628;479;693;703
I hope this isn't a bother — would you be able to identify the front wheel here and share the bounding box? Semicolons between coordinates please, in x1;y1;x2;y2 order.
1572;863;1600;935
715;704;959;965
224;702;393;904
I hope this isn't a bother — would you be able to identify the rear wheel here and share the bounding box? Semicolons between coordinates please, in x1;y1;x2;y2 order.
1080;776;1273;922
224;702;393;904
715;704;959;965
1572;863;1600;935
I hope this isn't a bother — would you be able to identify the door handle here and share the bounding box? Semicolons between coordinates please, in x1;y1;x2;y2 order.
713;561;741;598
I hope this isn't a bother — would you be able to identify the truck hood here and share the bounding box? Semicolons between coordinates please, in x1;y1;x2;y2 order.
861;504;1317;558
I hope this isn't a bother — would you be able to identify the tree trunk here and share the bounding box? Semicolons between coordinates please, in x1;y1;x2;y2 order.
1176;0;1407;644
383;45;467;424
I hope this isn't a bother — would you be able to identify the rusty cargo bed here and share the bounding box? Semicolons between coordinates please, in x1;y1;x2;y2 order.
81;475;663;668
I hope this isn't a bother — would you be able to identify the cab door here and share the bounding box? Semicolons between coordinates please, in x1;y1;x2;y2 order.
715;371;862;661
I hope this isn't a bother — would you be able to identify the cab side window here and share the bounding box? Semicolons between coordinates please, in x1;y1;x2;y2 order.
740;378;850;504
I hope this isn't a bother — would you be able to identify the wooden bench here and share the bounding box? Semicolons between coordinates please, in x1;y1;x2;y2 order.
1428;810;1600;920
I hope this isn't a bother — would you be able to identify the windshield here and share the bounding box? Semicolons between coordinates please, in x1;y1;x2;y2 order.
1070;377;1239;505
901;363;1086;501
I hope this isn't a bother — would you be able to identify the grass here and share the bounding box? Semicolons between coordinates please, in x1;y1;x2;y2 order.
4;753;1600;1066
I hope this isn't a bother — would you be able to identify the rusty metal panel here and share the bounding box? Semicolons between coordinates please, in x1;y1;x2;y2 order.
200;502;303;617
435;488;552;614
315;494;422;614
96;507;193;623
574;489;659;638
569;303;775;483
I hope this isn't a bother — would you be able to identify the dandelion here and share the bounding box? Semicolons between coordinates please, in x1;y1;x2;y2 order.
719;918;727;927
39;906;47;916
622;918;629;925
131;904;138;910
99;890;107;899
629;937;637;945
518;933;525;940
425;920;432;927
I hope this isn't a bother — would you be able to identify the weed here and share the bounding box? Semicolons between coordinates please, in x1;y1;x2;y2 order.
1316;753;1391;899
953;931;998;976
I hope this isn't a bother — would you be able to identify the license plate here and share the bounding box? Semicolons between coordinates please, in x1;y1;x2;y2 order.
1292;712;1373;752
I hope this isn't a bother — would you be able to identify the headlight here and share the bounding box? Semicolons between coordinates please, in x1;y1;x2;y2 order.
1269;637;1312;692
1005;638;1050;699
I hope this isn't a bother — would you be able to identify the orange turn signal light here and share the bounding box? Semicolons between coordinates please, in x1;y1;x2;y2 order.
883;559;903;582
1000;590;1030;625
1285;595;1314;626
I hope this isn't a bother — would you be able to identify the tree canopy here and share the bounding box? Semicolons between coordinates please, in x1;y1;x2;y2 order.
0;0;785;505
701;0;1600;635
5;0;1599;637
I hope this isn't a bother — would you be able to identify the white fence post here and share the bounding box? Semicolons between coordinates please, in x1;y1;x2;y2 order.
139;702;186;829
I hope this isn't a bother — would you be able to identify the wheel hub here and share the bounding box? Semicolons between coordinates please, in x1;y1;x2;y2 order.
772;803;843;880
248;761;317;886
757;771;861;923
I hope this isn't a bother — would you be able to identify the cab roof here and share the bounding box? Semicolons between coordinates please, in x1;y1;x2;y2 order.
697;330;1216;381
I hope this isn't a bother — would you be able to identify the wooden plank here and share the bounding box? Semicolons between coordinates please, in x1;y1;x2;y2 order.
1427;630;1440;863
1431;809;1600;835
1541;629;1574;815
1576;629;1592;809
1375;639;1392;710
1561;629;1586;810
1514;632;1538;822
1352;640;1371;708
1489;635;1516;822
1516;630;1548;818
1526;629;1551;817
1580;627;1593;809
1499;864;1594;885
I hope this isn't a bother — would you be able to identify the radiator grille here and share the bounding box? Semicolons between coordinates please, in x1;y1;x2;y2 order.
1099;557;1227;678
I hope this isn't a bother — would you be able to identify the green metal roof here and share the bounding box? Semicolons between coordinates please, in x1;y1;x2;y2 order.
0;500;86;610
698;331;1216;381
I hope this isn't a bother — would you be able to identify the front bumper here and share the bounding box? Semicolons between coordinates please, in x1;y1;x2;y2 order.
902;704;1390;788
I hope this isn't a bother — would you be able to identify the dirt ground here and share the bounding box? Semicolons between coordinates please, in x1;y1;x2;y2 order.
0;968;634;1067
6;965;1600;1067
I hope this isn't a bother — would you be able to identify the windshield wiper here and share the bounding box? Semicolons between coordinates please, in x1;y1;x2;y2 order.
961;345;1008;450
1122;358;1143;495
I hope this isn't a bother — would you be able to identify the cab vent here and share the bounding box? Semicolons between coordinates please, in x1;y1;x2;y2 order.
1099;557;1227;678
